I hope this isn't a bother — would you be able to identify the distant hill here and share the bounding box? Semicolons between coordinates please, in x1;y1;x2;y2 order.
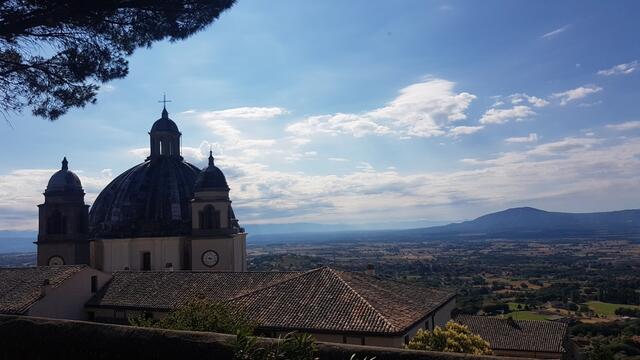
244;219;448;235
0;231;37;253
410;207;640;237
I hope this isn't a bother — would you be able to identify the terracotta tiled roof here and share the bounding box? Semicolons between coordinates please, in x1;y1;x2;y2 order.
235;267;454;335
86;271;301;310
454;315;568;353
0;266;87;314
88;267;455;335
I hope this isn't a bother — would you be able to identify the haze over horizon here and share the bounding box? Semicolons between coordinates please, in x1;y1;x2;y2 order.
2;0;640;231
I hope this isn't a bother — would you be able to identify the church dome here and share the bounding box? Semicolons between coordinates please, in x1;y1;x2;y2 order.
88;106;202;239
194;152;229;191
88;157;201;239
45;157;83;194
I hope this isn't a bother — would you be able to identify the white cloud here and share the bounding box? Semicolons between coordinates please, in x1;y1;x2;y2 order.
100;168;113;178
328;157;349;162
527;137;601;156
195;107;287;121
286;113;392;138
597;61;639;76
606;121;640;131
289;138;311;146
449;126;484;137
480;105;535;124
552;85;602;105
356;162;375;172
578;101;603;108
182;146;208;162
286;78;477;139
284;151;317;163
180;110;287;163
508;93;549;108
541;24;571;39
505;133;538;143
5;135;640;229
227;135;640;225
129;148;148;159
205;120;242;142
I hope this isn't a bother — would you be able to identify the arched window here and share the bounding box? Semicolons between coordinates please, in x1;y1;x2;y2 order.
199;205;221;230
47;210;67;235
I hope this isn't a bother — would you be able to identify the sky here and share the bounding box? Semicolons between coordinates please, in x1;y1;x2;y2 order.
1;0;640;231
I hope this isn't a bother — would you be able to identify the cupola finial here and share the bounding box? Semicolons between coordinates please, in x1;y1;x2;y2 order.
208;150;214;166
61;157;68;171
158;93;171;119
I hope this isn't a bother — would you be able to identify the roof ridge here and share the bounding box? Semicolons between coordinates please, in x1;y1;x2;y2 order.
457;314;567;327
227;268;323;302
51;266;86;288
111;270;303;274
326;267;397;332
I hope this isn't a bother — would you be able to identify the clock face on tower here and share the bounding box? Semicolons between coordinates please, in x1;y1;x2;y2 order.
48;255;65;266
201;250;219;268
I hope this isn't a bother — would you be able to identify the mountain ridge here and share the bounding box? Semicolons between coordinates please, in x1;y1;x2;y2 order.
410;207;640;236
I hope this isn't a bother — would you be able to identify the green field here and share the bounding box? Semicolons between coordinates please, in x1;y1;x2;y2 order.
585;301;640;316
507;302;526;311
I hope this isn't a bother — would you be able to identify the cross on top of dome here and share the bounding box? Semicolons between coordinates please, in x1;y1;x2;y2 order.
158;93;172;119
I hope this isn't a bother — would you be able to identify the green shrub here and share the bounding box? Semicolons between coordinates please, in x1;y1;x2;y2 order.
406;320;492;355
129;299;255;336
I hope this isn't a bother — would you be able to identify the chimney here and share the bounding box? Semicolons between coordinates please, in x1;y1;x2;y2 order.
40;279;52;297
165;262;174;271
366;264;375;276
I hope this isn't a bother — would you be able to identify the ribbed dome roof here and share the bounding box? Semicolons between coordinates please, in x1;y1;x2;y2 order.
88;157;200;239
194;152;229;191
150;108;180;133
45;157;83;194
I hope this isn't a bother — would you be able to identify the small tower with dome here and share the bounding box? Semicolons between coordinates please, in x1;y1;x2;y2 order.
36;157;90;266
190;151;246;271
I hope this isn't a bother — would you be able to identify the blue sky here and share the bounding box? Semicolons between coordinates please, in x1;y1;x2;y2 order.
2;0;640;230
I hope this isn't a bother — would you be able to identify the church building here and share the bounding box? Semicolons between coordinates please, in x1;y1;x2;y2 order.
36;106;247;273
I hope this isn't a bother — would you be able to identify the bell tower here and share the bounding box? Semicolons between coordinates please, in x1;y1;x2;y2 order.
36;158;90;266
190;151;246;271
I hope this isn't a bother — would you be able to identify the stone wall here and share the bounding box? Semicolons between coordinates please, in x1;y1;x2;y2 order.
0;315;528;360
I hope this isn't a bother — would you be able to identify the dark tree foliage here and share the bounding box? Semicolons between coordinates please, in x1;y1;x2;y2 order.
615;307;640;318
0;0;234;120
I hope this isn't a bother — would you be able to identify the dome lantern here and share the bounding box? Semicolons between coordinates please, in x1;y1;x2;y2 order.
148;99;182;161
